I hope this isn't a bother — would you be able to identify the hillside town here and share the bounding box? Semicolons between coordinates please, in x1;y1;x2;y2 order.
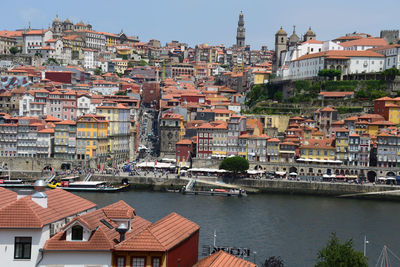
1;15;400;182
2;10;400;266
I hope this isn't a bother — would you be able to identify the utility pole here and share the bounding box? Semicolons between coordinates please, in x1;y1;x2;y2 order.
363;235;369;257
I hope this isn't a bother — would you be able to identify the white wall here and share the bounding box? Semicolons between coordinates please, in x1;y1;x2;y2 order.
39;251;111;267
0;226;49;267
322;41;343;51
348;57;384;73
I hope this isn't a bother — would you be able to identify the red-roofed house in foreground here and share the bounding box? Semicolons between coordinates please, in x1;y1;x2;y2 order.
39;199;199;267
0;186;96;267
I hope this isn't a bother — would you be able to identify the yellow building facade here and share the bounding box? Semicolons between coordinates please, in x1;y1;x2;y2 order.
112;59;129;74
76;114;108;160
253;71;270;85
300;139;335;160
96;102;130;163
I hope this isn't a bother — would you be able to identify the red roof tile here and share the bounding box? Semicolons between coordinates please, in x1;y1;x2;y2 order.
194;250;256;267
116;212;199;252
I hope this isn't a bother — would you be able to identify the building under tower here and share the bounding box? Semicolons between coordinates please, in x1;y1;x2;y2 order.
236;12;245;48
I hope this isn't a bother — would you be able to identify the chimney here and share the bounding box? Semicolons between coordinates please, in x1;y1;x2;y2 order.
116;223;128;242
31;180;47;208
17;189;32;199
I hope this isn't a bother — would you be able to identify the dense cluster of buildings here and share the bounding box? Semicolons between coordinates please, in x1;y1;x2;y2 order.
0;14;274;167
1;14;400;179
165;95;400;172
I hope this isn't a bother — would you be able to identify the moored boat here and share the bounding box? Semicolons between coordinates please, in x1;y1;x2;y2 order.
0;179;33;188
48;181;130;192
182;188;247;197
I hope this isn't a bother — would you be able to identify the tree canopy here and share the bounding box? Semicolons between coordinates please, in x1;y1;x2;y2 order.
94;68;102;76
219;156;249;173
315;233;368;267
9;46;19;55
138;60;147;66
382;67;400;76
318;69;342;80
262;256;284;267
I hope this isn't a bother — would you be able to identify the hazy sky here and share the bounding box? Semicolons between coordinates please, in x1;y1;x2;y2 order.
2;0;400;49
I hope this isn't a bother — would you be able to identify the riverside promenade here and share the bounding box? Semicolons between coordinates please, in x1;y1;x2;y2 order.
7;170;400;200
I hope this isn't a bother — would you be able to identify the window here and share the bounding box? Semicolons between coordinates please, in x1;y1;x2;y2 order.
132;257;145;267
152;257;161;267
71;225;83;240
14;237;32;259
117;257;125;267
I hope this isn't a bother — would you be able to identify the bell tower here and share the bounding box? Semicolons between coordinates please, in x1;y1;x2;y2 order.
274;27;288;71
236;12;245;48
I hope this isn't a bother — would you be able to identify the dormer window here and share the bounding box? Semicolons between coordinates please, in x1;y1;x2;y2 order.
71;225;83;240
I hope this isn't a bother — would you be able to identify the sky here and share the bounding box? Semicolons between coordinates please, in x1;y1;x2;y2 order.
2;0;400;49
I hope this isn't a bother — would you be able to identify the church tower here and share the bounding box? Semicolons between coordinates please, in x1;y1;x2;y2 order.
236;12;245;48
304;27;316;42
52;15;63;39
274;27;288;71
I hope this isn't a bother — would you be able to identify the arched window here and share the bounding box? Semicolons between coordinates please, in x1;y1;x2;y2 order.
71;225;83;240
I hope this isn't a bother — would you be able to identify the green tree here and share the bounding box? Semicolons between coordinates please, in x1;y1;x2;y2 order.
315;233;368;267
262;256;284;267
382;67;400;77
318;69;341;80
94;68;102;76
273;91;283;101
46;58;59;65
219;156;249;173
9;46;19;55
115;90;127;96
127;61;134;68
138;60;147;66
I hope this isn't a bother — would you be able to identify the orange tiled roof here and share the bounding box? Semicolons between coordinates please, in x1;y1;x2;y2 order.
115;212;199;252
0;187;18;208
45;201;151;251
176;139;192;145
194;250;256;267
295;50;384;61
0;189;96;229
319;91;354;97
340;37;387;48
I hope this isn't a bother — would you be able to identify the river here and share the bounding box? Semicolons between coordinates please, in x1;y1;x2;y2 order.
74;191;400;266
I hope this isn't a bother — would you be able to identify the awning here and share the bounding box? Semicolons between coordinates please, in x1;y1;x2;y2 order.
289;172;297;176
275;171;286;176
136;162;175;169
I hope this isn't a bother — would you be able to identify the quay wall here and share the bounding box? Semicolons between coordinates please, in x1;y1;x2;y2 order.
223;178;397;196
10;171;400;199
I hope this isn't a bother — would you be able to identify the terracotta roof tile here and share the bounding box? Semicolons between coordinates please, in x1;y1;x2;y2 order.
0;198;43;228
44;200;151;251
0;187;17;207
0;189;96;229
116;212;199;251
194;250;256;267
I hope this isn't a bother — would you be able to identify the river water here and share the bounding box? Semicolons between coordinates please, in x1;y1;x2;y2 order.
74;191;400;266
